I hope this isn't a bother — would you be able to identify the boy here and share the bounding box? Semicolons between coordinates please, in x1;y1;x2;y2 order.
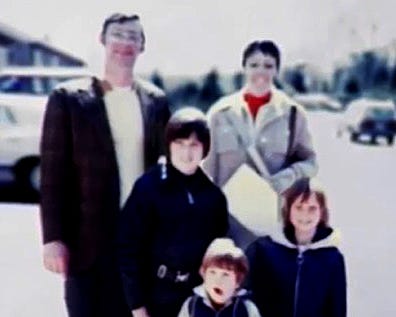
178;238;261;317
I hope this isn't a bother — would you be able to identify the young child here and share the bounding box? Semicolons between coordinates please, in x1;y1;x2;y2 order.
246;178;347;317
178;238;261;317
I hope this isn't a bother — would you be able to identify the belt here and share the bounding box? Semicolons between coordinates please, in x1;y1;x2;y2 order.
157;264;190;283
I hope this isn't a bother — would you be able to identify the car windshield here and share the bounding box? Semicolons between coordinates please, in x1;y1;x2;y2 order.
365;107;395;120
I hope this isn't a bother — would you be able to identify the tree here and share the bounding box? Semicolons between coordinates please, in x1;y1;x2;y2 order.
198;69;223;113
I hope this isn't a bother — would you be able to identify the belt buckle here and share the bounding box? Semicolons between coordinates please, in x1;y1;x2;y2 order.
157;264;167;279
175;271;190;283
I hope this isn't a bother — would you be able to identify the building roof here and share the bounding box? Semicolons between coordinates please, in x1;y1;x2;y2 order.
0;21;86;65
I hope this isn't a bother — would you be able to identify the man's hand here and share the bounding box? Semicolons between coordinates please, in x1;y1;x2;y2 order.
43;241;69;275
132;307;150;317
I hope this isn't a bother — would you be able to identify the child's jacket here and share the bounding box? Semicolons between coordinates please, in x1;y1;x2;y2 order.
178;285;261;317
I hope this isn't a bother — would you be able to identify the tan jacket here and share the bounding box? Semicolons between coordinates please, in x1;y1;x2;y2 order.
202;87;318;192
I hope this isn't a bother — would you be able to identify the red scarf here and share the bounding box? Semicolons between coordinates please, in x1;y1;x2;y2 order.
243;91;272;120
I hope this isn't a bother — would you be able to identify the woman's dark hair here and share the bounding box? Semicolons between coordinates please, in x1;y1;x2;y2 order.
100;13;145;50
281;178;329;228
165;107;210;158
242;40;281;70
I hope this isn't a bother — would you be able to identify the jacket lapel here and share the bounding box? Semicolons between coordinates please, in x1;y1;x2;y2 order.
80;78;117;155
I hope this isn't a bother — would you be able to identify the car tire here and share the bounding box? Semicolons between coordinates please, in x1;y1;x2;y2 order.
387;136;394;146
350;132;359;142
15;158;40;196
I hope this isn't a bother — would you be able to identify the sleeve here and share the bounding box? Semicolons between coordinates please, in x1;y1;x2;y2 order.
177;297;192;317
288;106;318;180
244;299;262;317
202;108;221;185
216;191;229;237
245;239;269;316
270;107;318;194
118;178;155;310
326;251;347;317
39;90;73;244
157;96;171;158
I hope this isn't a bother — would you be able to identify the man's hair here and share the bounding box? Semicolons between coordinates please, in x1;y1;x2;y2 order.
242;40;281;70
200;238;249;285
101;13;145;50
165;107;210;158
281;178;329;228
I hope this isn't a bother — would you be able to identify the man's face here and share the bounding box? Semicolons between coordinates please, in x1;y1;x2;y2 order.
102;20;144;68
203;266;239;306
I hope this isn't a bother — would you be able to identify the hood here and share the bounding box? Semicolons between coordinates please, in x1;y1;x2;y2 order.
268;225;341;251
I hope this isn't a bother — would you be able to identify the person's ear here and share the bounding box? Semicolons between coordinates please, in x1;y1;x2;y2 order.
99;33;105;45
199;267;205;279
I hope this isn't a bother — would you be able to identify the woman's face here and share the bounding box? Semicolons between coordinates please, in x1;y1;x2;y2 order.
289;193;322;235
244;51;277;92
170;133;204;175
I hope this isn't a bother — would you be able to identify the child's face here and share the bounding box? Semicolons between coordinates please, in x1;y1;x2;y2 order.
290;193;322;235
170;133;204;175
203;266;239;305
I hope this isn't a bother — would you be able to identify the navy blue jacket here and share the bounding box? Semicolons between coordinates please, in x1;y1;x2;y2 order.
246;226;347;317
118;164;229;311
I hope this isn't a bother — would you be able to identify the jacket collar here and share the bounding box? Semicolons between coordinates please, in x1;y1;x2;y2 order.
228;86;295;129
268;225;341;251
192;285;247;310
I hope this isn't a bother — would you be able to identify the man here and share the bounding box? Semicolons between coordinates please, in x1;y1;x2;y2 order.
40;13;170;317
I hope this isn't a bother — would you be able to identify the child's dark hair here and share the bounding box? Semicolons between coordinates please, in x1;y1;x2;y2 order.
242;40;281;70
165;107;210;157
200;238;249;285
281;178;329;228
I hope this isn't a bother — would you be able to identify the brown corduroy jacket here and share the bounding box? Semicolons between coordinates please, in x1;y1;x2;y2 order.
39;76;170;273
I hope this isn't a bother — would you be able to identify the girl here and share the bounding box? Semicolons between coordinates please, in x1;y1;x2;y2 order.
246;179;347;317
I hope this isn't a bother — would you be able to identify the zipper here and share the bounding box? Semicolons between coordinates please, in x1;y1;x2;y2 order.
186;190;194;205
293;250;304;317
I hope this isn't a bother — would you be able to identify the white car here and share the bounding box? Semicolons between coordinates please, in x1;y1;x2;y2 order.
0;66;92;193
0;104;41;192
0;66;92;124
292;93;343;112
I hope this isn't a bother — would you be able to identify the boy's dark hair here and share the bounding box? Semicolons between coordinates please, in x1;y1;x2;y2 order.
165;107;210;158
242;40;281;70
281;178;329;228
101;13;145;50
200;238;249;285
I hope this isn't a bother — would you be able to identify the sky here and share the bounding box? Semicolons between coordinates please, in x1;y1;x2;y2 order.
1;0;395;76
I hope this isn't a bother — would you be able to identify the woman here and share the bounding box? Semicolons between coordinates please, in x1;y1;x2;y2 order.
118;107;229;317
246;179;347;317
202;40;318;246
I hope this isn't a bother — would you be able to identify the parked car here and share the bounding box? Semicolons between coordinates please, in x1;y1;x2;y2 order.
292;93;343;112
0;66;92;125
337;98;396;145
0;66;92;193
0;103;41;193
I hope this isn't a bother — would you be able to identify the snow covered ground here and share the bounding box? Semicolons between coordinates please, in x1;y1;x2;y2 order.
0;111;395;316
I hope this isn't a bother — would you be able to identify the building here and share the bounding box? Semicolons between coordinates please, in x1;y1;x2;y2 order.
0;21;86;68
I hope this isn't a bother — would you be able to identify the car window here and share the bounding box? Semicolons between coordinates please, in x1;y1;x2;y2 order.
0;76;35;94
365;107;395;120
0;75;86;95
